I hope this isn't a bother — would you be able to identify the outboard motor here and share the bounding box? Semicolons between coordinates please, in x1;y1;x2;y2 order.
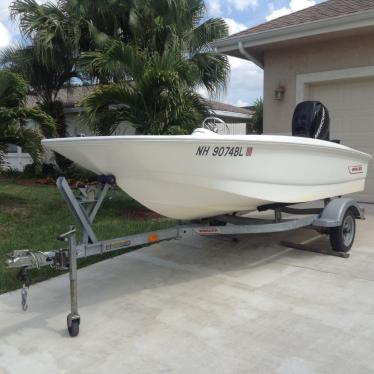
292;101;330;141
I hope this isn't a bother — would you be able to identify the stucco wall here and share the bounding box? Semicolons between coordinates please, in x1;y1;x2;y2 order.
263;32;374;134
4;151;32;171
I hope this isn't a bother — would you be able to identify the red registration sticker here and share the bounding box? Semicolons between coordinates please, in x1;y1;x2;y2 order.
246;147;253;157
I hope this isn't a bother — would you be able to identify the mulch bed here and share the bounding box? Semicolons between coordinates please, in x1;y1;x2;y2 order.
13;178;56;186
10;178;97;188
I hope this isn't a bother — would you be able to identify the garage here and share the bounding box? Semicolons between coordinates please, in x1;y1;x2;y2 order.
213;0;374;203
309;78;374;203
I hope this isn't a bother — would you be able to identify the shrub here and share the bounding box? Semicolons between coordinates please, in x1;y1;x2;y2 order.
61;164;97;183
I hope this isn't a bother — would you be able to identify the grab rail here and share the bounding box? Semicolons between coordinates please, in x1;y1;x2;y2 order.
202;117;230;135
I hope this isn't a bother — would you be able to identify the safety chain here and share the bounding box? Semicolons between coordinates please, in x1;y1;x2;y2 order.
16;268;31;311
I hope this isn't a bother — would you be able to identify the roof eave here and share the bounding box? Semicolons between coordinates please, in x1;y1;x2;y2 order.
214;8;374;65
209;109;252;120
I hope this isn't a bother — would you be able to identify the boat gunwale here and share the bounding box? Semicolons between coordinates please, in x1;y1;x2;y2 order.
42;136;373;161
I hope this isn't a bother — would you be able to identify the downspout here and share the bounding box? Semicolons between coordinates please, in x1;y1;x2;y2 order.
238;41;264;69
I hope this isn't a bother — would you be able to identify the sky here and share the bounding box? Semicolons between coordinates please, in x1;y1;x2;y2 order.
0;0;322;107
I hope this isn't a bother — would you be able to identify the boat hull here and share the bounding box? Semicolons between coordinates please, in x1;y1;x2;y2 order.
43;134;372;220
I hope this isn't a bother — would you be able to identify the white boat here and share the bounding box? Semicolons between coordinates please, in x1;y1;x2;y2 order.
42;127;372;220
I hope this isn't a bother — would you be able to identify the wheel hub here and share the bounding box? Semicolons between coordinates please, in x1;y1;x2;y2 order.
342;215;354;247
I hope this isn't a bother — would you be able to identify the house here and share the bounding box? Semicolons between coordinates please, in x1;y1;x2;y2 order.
214;0;374;203
207;100;254;134
5;86;253;171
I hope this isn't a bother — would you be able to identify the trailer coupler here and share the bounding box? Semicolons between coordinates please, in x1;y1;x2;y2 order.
6;249;60;270
6;248;69;312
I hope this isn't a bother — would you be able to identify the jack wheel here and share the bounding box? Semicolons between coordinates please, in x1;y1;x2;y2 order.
67;314;80;337
329;209;356;253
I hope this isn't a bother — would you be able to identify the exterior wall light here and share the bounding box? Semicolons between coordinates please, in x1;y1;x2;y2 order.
274;85;285;101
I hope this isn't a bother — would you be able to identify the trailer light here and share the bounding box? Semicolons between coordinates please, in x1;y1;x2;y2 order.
148;233;159;243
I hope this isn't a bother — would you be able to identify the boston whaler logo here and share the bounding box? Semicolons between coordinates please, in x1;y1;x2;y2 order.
349;165;364;174
195;146;253;157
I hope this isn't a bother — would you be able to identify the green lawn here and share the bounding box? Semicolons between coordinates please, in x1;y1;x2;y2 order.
0;178;173;294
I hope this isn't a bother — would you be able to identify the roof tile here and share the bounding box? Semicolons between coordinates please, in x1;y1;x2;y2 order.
228;0;374;39
208;100;253;115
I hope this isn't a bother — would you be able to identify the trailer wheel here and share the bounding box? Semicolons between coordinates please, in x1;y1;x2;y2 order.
329;209;356;253
67;315;80;337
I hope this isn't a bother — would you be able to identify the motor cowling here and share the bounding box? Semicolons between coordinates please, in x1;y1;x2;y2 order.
292;101;330;141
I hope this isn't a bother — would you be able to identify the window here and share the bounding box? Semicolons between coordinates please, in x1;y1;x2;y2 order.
7;144;19;153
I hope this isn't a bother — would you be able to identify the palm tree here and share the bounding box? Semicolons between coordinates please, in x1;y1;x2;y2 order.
5;0;81;168
81;0;229;134
81;43;209;134
5;0;79;134
129;0;229;94
250;98;263;134
1;45;76;138
0;70;56;171
7;0;131;86
7;0;229;135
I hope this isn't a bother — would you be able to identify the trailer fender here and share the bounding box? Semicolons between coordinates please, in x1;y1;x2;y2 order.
313;198;365;228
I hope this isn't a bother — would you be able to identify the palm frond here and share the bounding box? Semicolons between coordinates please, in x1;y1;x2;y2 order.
188;18;228;53
0;70;28;108
80;41;145;82
80;83;138;134
0;142;7;170
0;106;56;137
251;98;263;134
21;108;57;138
8;0;231;137
190;52;230;95
1;43;76;104
0;70;57;171
10;0;78;67
2;123;44;169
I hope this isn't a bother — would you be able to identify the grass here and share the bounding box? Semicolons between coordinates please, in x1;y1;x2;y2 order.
0;178;174;294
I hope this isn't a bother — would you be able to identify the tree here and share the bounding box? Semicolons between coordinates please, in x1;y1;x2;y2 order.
250;98;263;134
1;45;74;138
5;0;230;135
81;43;210;134
4;0;80;135
3;0;83;168
80;0;229;134
0;70;56;171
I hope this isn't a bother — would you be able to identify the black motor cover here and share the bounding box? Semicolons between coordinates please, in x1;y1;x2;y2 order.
292;101;330;140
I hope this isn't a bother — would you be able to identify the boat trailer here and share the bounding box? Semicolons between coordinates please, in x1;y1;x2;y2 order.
5;176;365;337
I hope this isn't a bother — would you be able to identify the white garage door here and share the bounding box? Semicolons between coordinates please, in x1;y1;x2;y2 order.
309;78;374;203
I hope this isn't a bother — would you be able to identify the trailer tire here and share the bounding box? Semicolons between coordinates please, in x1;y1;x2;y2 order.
67;315;80;337
329;209;356;253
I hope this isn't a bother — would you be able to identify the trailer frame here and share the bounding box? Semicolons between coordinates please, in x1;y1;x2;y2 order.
5;176;365;337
